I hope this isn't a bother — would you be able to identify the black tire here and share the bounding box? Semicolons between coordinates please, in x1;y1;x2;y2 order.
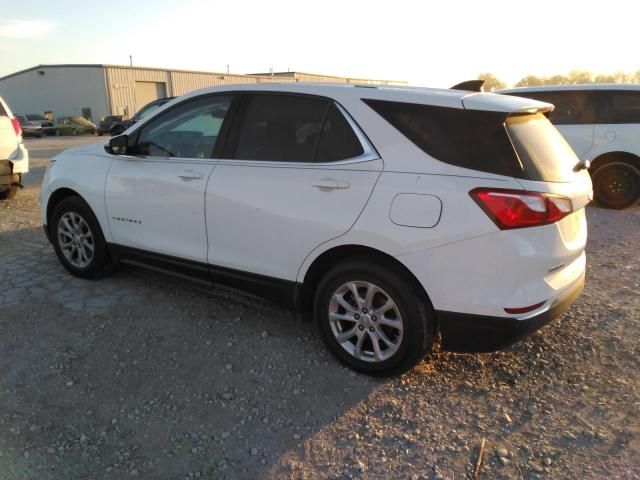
56;130;62;136
314;258;435;375
0;185;18;200
592;161;640;209
50;196;111;279
72;128;77;136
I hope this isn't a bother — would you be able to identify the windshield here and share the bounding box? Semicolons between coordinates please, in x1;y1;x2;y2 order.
506;113;579;182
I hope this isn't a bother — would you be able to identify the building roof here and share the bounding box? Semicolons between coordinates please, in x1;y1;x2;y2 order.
0;64;405;85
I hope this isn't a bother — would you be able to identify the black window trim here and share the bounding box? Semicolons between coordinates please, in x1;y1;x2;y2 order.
219;91;379;166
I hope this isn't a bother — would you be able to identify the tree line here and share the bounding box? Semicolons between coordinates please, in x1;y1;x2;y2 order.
476;71;640;92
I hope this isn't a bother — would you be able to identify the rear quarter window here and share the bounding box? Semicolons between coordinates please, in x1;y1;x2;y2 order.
364;99;578;182
598;91;640;124
363;99;524;178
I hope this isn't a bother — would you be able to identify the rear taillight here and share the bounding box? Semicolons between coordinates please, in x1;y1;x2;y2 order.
11;118;22;137
470;188;573;229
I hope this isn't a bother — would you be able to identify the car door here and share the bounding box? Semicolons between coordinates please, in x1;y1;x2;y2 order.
205;93;382;284
104;94;233;265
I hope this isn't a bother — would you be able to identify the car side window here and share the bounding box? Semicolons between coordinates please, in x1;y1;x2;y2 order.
135;95;232;159
229;94;329;162
315;104;364;162
520;91;595;125
598;91;640;124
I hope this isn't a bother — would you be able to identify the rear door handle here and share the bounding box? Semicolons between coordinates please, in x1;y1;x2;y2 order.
312;179;350;190
178;169;204;180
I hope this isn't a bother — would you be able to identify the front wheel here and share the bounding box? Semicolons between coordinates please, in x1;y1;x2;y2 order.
592;161;640;209
314;259;435;375
51;196;111;279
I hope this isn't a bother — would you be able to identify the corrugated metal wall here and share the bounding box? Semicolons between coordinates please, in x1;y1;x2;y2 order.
105;66;302;116
105;67;173;117
104;66;404;116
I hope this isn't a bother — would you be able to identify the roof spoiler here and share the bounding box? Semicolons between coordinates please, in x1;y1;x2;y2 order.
450;80;485;92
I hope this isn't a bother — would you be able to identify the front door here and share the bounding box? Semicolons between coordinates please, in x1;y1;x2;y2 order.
105;94;233;263
205;93;382;283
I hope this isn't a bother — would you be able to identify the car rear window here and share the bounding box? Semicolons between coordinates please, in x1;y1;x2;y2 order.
363;99;524;178
506;113;578;182
364;99;576;182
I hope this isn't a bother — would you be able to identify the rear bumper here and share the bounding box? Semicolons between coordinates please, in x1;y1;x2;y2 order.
437;274;584;352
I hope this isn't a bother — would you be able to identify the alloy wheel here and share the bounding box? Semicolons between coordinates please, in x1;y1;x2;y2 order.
328;281;404;363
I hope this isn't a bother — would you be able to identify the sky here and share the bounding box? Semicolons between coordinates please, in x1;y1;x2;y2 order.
0;0;638;88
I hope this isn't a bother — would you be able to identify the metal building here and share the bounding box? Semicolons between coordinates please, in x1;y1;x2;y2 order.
0;64;406;124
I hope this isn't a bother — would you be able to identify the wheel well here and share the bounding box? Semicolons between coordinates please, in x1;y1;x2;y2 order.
299;245;433;316
589;151;640;174
46;188;81;228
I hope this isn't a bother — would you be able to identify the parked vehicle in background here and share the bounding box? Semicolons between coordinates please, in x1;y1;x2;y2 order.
97;115;123;136
55;116;97;136
500;85;640;209
0;96;28;200
16;114;55;137
41;83;591;374
110;97;175;136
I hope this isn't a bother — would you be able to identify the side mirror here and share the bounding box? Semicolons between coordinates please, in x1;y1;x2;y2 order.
105;134;129;155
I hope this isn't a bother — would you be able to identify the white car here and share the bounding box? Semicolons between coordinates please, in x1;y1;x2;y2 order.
500;84;640;209
41;84;591;374
0;96;29;200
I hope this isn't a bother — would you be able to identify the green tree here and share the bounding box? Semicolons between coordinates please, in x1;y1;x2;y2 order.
514;75;544;87
477;72;506;92
567;70;593;84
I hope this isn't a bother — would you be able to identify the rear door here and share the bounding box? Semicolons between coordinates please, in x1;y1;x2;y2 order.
205;93;382;283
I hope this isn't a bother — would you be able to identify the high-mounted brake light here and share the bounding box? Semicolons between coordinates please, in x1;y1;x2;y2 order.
470;188;573;229
11;118;22;137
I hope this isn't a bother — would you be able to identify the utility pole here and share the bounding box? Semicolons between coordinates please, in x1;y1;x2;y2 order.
129;55;133;67
227;64;230;74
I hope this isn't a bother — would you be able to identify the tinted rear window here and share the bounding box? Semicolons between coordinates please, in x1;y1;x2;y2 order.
504;91;595;125
364;99;577;182
363;99;524;178
506;113;578;182
599;91;640;123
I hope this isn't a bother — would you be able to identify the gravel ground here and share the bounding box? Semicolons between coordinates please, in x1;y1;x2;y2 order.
0;137;638;480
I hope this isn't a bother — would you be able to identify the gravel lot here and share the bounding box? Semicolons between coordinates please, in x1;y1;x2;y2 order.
0;136;638;480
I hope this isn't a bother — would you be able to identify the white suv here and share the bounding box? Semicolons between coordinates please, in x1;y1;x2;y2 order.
41;84;591;374
0;96;29;200
500;84;640;209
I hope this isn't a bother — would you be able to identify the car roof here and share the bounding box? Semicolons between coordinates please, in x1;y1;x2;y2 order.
499;83;640;94
175;82;552;114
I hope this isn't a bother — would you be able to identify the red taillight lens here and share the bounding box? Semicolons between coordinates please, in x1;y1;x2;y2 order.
11;118;22;137
470;188;573;229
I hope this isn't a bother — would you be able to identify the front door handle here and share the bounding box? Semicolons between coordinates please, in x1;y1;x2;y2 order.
312;179;350;190
178;169;204;180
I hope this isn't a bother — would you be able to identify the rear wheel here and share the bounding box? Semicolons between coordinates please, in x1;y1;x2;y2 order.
592;161;640;209
51;196;111;279
314;259;435;375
